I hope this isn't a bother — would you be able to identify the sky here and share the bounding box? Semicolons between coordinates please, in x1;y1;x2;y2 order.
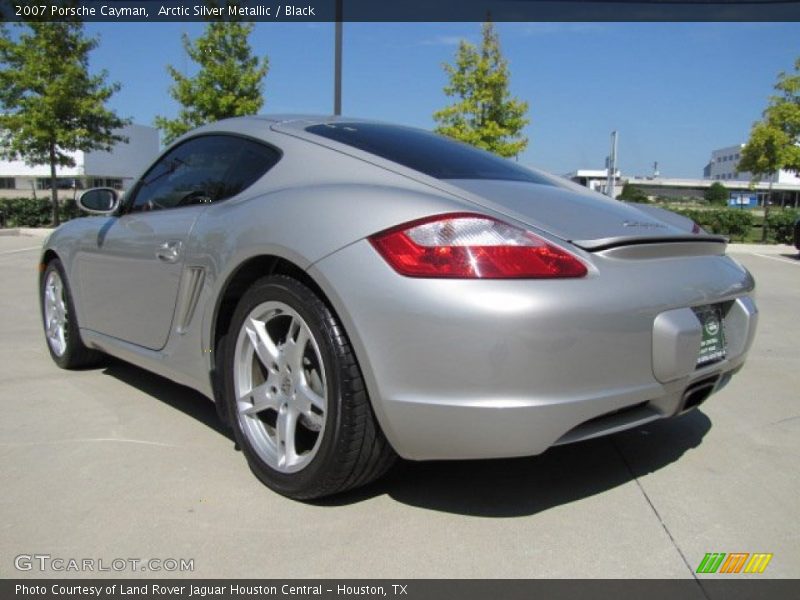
78;21;800;179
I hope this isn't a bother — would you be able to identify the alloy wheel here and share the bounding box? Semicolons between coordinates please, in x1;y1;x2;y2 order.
233;301;328;473
43;270;68;357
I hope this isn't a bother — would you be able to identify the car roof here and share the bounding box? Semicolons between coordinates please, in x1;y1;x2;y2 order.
223;114;385;130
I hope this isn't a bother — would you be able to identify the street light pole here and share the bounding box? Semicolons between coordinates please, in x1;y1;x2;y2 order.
334;0;343;116
606;130;618;198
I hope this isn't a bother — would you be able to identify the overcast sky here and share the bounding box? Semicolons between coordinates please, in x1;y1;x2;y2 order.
79;21;800;178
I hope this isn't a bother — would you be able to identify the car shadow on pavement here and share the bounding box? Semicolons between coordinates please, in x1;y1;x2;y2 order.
100;358;234;442
95;357;711;517
320;410;712;517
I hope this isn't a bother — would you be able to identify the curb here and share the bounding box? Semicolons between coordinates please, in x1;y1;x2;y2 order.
727;243;797;255
0;228;54;238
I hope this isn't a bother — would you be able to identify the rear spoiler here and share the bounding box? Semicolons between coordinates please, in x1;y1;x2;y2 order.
573;234;728;252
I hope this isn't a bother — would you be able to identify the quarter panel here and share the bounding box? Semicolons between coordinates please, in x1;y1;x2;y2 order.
309;240;756;460
191;184;480;372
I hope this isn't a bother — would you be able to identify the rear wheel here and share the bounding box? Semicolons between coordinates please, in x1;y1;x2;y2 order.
41;259;103;369
223;275;396;499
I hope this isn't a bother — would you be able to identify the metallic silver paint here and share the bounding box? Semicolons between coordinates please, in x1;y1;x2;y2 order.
43;270;68;357
233;301;327;473
41;115;759;462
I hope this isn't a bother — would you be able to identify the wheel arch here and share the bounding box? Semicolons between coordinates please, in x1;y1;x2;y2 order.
38;249;61;305
40;248;60;270
209;254;337;423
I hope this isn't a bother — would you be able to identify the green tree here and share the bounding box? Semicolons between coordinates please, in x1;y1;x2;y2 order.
0;22;128;226
704;181;730;206
433;20;529;158
618;183;648;203
155;21;269;145
739;58;800;241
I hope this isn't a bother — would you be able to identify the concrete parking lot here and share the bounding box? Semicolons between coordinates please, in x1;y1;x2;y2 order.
0;233;797;580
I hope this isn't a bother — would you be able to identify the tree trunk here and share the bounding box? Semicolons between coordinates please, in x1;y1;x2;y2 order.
49;142;60;227
761;180;773;243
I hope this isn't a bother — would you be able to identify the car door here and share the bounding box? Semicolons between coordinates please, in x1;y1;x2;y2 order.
76;135;278;351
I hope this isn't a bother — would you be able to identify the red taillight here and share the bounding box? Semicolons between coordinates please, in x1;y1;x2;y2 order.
369;214;587;279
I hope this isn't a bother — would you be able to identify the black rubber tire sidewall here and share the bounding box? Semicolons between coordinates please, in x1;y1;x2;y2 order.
222;276;350;499
40;259;95;369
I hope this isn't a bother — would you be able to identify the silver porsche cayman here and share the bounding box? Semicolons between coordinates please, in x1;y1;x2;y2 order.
40;116;758;499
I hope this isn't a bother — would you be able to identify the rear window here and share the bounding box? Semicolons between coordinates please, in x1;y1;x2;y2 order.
305;122;554;185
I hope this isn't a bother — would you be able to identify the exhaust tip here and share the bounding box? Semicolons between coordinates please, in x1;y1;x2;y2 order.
680;376;719;413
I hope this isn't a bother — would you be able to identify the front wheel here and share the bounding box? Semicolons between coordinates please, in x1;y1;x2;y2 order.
40;259;103;369
223;275;396;500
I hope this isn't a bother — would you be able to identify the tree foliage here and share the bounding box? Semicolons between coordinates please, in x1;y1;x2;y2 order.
704;181;730;206
0;21;128;226
740;122;794;180
739;58;800;241
155;21;269;145
433;20;529;158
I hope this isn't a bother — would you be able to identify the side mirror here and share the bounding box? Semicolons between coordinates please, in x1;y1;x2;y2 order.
78;188;119;215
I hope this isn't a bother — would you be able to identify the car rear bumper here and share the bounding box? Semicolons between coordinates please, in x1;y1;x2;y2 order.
310;241;758;460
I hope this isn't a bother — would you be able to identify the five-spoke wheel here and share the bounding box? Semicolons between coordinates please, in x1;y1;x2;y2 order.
43;268;68;357
234;301;328;473
223;275;396;499
40;259;102;369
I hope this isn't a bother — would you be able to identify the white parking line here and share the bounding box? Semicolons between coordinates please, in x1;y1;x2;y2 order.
753;253;800;266
0;246;41;256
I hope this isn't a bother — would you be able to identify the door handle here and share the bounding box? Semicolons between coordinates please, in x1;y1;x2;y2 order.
156;240;182;263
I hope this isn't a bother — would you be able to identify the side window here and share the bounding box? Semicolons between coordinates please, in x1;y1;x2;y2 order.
127;135;280;213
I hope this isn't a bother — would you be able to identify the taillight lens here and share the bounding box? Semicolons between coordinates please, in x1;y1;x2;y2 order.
369;213;587;279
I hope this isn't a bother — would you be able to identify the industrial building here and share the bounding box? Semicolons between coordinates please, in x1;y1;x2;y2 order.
703;143;800;185
567;143;800;208
0;124;159;199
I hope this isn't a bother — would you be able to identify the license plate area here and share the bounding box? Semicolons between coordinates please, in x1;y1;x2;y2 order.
693;305;726;367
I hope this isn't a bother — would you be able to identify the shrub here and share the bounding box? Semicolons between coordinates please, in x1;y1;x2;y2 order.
765;209;800;244
618;183;648;203
0;197;80;228
669;207;754;241
704;182;730;206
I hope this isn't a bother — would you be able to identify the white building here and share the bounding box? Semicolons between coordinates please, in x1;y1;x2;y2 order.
0;124;159;198
566;169;800;207
564;169;623;197
703;143;800;184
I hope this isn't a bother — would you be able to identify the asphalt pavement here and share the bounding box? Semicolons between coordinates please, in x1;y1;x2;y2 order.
0;233;797;581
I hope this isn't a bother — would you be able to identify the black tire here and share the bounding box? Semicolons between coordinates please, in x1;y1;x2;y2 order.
222;275;396;500
40;258;104;369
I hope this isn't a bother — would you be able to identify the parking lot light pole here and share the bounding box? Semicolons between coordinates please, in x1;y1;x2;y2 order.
334;0;343;116
606;130;618;198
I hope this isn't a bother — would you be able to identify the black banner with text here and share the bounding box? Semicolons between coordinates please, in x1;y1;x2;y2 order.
2;0;800;23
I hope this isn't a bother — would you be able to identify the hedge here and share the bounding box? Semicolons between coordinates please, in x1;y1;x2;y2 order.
765;209;800;244
0;197;81;228
668;207;754;241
